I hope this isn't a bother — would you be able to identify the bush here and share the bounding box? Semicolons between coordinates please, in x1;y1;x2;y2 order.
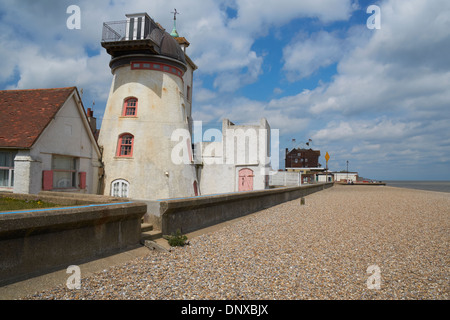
164;229;188;247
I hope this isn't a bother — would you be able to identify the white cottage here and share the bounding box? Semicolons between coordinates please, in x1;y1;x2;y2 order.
0;87;101;194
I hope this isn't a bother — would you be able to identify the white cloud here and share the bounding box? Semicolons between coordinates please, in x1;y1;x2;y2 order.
273;87;283;95
1;0;449;179
194;87;218;104
282;31;345;81
193;95;310;136
229;0;354;32
307;0;450;117
311;118;421;143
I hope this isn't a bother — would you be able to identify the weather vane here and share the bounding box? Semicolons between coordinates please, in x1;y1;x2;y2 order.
170;9;180;37
171;8;179;20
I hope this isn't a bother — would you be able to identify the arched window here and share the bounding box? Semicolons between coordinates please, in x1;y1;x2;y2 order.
116;133;134;157
111;179;129;198
122;97;138;116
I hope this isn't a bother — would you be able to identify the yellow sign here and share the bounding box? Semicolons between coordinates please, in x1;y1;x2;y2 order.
325;152;330;162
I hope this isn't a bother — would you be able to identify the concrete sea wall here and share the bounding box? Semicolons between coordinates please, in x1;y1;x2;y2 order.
0;200;146;286
148;183;334;235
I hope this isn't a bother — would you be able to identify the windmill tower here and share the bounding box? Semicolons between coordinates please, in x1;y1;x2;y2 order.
98;12;199;200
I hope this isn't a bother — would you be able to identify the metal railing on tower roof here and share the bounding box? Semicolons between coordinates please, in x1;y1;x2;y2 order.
101;19;164;45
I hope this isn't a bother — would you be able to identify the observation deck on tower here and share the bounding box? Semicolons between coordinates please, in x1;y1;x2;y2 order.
101;12;186;66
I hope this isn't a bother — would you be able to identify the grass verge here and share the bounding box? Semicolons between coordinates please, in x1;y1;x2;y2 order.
0;197;62;212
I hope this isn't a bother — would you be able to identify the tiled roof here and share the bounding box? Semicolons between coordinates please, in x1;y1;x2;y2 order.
174;36;190;46
0;87;76;148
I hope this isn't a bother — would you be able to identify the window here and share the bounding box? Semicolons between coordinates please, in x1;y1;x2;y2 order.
0;151;16;188
186;86;192;101
181;104;187;122
131;61;184;78
111;179;129;198
52;155;77;188
117;133;134;157
123;97;137;116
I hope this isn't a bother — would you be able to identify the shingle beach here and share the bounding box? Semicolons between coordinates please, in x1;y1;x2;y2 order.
22;185;449;300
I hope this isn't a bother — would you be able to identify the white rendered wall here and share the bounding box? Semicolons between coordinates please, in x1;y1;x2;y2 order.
13;95;100;194
199;118;271;195
334;172;358;182
13;151;41;194
98;65;198;200
269;171;301;187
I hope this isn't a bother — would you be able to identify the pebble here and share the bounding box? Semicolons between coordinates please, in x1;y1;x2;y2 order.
21;185;449;300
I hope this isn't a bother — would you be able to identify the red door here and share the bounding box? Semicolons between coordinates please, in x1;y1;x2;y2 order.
238;168;254;191
193;180;199;196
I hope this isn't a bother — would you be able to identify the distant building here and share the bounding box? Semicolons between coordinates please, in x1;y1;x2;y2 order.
285;147;323;183
0;87;101;194
317;171;359;183
334;171;359;183
285;148;321;168
316;172;334;183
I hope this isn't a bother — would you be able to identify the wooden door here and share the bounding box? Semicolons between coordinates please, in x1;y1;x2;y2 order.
238;168;254;191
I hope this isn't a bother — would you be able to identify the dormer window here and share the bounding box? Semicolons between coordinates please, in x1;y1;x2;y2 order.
123;97;137;116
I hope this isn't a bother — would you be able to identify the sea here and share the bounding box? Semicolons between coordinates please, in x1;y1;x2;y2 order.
384;181;450;193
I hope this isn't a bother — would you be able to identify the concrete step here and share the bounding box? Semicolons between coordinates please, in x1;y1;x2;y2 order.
141;223;153;232
141;229;162;241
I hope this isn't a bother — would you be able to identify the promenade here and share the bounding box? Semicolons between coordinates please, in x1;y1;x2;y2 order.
18;185;450;299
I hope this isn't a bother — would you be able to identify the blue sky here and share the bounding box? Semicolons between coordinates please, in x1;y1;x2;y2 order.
0;0;449;180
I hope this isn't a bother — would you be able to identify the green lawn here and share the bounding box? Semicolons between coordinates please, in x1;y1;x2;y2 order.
0;197;62;212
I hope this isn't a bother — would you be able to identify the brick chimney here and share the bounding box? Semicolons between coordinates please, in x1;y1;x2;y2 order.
87;108;97;136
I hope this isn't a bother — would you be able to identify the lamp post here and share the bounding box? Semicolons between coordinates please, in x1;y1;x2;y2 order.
347;160;349;183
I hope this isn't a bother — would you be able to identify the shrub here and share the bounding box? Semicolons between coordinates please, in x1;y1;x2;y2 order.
164;229;188;247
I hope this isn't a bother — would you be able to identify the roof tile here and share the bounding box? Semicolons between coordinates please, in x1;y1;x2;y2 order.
0;87;76;148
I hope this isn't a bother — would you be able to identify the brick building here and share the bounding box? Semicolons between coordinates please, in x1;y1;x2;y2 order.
285;148;321;169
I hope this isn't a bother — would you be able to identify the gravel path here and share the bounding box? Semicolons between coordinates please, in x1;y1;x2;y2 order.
23;185;449;300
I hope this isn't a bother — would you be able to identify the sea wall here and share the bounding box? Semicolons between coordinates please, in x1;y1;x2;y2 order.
150;183;334;235
0;201;146;286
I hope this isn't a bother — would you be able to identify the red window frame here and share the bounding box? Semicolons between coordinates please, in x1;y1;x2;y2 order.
116;133;134;157
122;97;138;117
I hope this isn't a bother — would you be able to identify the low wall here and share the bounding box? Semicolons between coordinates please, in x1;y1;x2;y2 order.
0;191;128;206
156;183;333;235
0;201;146;286
269;171;301;187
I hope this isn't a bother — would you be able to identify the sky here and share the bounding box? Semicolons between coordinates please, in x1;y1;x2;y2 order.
0;0;449;180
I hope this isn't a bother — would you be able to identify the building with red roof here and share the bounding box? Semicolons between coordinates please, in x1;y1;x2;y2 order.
0;87;101;194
